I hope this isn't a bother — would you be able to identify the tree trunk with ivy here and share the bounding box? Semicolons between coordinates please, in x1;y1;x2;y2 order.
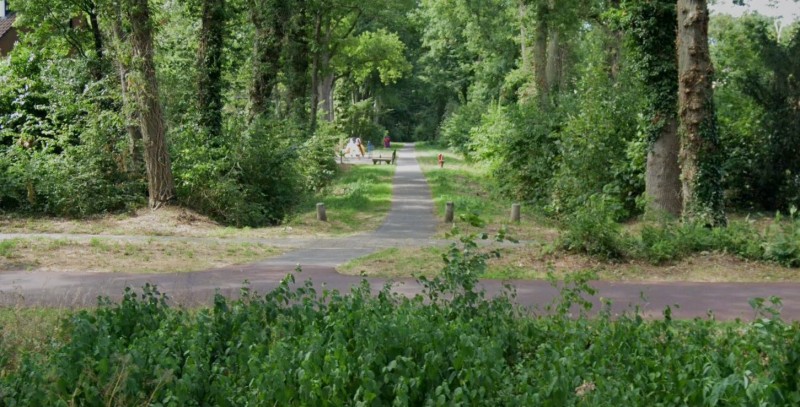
532;2;549;108
197;0;226;143
126;0;176;208
111;1;143;175
676;0;725;225
628;0;683;218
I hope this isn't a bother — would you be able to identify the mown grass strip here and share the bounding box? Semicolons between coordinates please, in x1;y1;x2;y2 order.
0;238;280;273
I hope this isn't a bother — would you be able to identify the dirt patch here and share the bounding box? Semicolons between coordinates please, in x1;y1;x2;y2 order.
0;238;281;273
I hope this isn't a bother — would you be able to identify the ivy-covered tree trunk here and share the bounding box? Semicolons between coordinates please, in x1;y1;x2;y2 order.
532;2;549;108
111;1;143;175
676;0;725;225
126;0;176;208
197;0;226;142
249;0;286;120
628;0;682;217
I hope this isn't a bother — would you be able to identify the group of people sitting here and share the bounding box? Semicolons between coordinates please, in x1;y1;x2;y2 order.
342;136;391;159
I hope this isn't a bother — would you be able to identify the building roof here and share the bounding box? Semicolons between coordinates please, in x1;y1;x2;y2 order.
0;14;16;39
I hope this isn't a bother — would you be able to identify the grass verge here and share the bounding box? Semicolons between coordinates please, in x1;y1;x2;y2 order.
414;142;556;240
339;242;800;282
0;237;280;273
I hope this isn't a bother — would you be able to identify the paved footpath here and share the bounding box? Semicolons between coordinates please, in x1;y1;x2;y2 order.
3;144;800;321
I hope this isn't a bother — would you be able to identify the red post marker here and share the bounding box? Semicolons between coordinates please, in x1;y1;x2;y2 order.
437;153;444;168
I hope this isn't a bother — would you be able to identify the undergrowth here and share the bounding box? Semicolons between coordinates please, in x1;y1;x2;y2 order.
2;225;800;405
560;197;800;267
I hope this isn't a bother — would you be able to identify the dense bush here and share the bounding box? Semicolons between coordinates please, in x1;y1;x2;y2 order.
172;117;304;227
0;47;143;216
4;233;800;405
471;102;559;205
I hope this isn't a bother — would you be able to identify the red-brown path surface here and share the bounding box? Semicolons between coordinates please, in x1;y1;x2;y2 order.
2;144;800;321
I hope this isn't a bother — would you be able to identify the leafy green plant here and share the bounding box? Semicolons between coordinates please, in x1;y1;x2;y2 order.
0;239;16;258
559;194;626;260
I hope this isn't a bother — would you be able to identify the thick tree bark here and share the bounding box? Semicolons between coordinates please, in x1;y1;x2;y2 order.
249;0;286;121
646;117;682;216
545;29;562;94
677;0;725;225
318;68;335;122
126;0;176;208
197;0;226;142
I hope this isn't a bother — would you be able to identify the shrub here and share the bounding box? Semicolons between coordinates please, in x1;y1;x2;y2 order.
558;194;626;260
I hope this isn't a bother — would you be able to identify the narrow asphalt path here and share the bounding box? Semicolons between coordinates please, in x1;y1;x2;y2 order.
3;144;800;321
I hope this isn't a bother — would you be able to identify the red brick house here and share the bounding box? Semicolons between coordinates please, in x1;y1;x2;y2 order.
0;1;17;56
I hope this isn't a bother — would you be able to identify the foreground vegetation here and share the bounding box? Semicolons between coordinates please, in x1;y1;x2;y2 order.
3;234;800;405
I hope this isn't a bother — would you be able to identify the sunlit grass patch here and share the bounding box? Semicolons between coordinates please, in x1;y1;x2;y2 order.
287;164;395;235
414;142;557;240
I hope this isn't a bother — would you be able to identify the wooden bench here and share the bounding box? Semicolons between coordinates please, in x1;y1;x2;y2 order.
372;150;397;165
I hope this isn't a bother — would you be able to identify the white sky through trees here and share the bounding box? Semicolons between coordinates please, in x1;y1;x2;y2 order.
710;0;800;22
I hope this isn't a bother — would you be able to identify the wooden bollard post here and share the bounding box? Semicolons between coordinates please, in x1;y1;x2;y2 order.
510;203;521;223
445;201;454;222
316;202;327;221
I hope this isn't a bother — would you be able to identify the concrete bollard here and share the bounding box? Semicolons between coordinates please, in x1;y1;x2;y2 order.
445;201;454;222
510;203;521;223
316;202;327;221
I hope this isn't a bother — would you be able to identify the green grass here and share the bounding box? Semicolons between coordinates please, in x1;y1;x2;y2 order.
287;163;395;234
414;142;555;240
0;239;17;258
338;246;444;277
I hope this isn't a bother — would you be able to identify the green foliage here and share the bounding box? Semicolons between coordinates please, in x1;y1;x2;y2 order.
439;100;486;156
712;15;800;211
560;202;800;267
472;102;559;204
0;46;144;216
299;122;340;192
559;194;626;260
6;234;800;404
549;33;645;217
172;117;303;227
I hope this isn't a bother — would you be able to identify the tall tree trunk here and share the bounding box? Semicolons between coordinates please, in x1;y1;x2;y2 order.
628;0;682;218
604;0;622;82
87;2;104;80
112;1;143;175
125;0;176;208
518;2;530;70
677;0;725;225
318;66;335;122
532;2;549;108
285;0;310;126
310;12;322;130
646;117;682;216
197;0;226;142
545;29;561;94
249;0;286;121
